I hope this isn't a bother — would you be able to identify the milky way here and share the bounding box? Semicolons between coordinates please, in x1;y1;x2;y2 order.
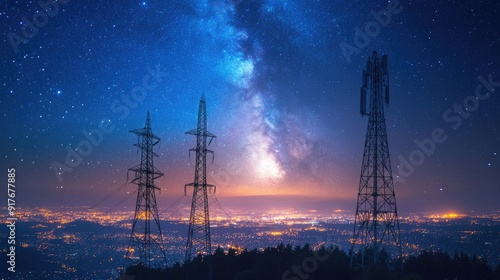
1;0;499;212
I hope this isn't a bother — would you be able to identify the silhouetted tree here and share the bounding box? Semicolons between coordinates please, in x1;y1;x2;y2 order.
120;244;499;280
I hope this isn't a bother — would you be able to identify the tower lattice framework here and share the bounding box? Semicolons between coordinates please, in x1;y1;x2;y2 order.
124;112;167;271
184;94;216;280
350;51;402;270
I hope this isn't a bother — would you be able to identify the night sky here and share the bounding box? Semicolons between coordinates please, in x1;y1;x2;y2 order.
1;0;499;213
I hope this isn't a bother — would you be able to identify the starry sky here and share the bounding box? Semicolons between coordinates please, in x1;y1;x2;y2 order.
1;0;499;213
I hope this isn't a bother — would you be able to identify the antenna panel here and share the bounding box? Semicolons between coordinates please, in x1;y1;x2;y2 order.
382;55;388;74
360;87;367;116
385;84;390;105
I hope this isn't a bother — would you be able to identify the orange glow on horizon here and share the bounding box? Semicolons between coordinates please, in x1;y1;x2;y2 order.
429;212;466;219
218;184;350;199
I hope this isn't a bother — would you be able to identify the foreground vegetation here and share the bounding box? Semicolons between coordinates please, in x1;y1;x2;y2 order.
122;244;500;280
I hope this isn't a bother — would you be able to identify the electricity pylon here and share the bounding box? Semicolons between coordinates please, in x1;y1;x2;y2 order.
184;94;216;280
124;112;167;274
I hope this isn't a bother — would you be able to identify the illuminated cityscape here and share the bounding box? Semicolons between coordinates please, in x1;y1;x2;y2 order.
1;0;499;279
1;206;499;279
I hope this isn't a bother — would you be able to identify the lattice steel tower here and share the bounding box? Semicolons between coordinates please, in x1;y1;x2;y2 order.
184;94;216;280
350;51;402;270
124;112;167;272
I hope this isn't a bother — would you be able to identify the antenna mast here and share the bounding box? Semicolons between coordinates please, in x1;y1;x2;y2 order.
350;51;402;271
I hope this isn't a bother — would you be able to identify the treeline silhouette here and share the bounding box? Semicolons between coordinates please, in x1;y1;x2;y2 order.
122;244;500;280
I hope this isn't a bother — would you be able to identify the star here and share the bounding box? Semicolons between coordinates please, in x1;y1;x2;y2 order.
0;0;498;217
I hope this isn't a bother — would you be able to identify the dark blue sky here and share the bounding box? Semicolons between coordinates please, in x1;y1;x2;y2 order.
1;0;499;212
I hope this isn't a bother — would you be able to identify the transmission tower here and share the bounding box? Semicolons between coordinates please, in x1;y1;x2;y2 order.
184;94;216;280
350;51;402;271
124;112;167;273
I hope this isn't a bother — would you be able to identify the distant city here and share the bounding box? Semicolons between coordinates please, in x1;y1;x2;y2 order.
2;0;499;279
1;206;499;280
